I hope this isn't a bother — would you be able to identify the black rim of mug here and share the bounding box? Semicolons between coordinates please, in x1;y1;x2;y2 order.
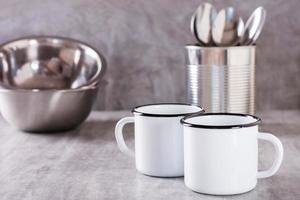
180;113;261;129
132;103;204;117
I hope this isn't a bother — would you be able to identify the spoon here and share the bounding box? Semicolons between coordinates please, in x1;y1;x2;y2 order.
240;7;266;45
190;3;217;45
212;7;244;46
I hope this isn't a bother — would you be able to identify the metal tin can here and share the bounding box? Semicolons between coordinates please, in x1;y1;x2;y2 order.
185;45;255;114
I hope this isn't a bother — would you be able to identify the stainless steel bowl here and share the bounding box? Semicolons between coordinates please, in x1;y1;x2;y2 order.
0;36;106;90
0;86;98;132
0;36;106;132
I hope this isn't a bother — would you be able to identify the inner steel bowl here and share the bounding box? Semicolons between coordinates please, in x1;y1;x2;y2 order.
0;36;106;90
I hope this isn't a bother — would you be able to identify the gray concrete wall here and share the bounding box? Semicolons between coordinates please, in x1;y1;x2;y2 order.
0;0;299;111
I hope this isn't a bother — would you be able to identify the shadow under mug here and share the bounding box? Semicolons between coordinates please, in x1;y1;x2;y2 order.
115;103;204;177
181;113;284;195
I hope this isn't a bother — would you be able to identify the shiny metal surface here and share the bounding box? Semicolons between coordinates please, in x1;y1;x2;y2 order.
212;7;244;46
190;11;199;43
0;86;98;132
185;45;255;66
241;7;266;45
190;3;217;46
185;45;255;114
0;36;106;90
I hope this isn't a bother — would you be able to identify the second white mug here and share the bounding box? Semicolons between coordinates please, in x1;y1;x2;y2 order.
115;103;204;177
181;113;284;195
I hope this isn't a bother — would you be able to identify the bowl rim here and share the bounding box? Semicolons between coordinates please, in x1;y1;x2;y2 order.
0;35;107;91
0;85;99;93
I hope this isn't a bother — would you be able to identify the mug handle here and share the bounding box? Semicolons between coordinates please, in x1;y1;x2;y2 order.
257;132;284;179
115;117;135;157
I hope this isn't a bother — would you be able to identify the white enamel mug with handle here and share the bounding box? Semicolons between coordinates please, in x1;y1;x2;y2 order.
115;103;204;177
181;113;284;195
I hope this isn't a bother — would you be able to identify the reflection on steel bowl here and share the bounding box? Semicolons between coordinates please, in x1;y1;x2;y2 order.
0;36;106;90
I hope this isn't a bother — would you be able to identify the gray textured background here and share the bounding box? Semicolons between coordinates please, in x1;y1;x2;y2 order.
0;0;299;111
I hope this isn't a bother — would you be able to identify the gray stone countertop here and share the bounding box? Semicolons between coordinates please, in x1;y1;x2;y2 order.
0;110;299;200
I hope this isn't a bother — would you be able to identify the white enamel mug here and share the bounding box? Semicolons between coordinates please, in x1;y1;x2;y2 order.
181;113;284;195
115;103;203;177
